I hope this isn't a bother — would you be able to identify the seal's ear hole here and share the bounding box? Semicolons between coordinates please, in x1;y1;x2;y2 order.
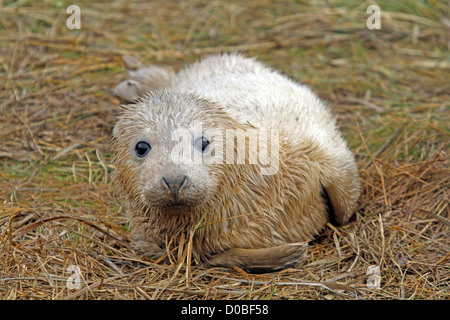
135;141;152;158
194;136;211;153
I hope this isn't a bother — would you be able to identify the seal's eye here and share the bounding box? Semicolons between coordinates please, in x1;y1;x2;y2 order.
135;141;151;158
194;136;210;153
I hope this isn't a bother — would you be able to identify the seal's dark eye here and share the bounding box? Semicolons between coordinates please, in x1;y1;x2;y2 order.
135;141;151;158
195;136;210;153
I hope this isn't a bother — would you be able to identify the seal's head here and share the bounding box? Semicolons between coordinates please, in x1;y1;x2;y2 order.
112;91;240;217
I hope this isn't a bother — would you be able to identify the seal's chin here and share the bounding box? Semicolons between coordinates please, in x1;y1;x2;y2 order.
162;203;190;215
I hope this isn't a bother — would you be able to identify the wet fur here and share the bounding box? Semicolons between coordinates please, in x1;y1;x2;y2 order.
112;54;361;271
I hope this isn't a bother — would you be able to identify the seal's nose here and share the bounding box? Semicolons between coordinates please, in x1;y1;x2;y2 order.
162;176;187;195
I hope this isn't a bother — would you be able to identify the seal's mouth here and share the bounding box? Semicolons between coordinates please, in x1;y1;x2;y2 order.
163;202;190;215
169;203;187;208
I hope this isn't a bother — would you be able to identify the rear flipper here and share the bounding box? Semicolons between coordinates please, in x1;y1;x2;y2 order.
113;55;175;103
203;242;308;273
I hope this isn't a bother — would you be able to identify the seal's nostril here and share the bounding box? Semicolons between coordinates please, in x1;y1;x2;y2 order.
162;176;187;193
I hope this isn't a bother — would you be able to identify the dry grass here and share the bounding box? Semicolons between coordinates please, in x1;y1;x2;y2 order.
0;0;449;300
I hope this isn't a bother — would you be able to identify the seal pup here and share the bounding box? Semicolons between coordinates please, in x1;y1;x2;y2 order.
112;53;360;271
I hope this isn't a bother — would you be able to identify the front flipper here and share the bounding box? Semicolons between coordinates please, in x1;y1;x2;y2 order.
204;242;308;273
133;240;167;261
